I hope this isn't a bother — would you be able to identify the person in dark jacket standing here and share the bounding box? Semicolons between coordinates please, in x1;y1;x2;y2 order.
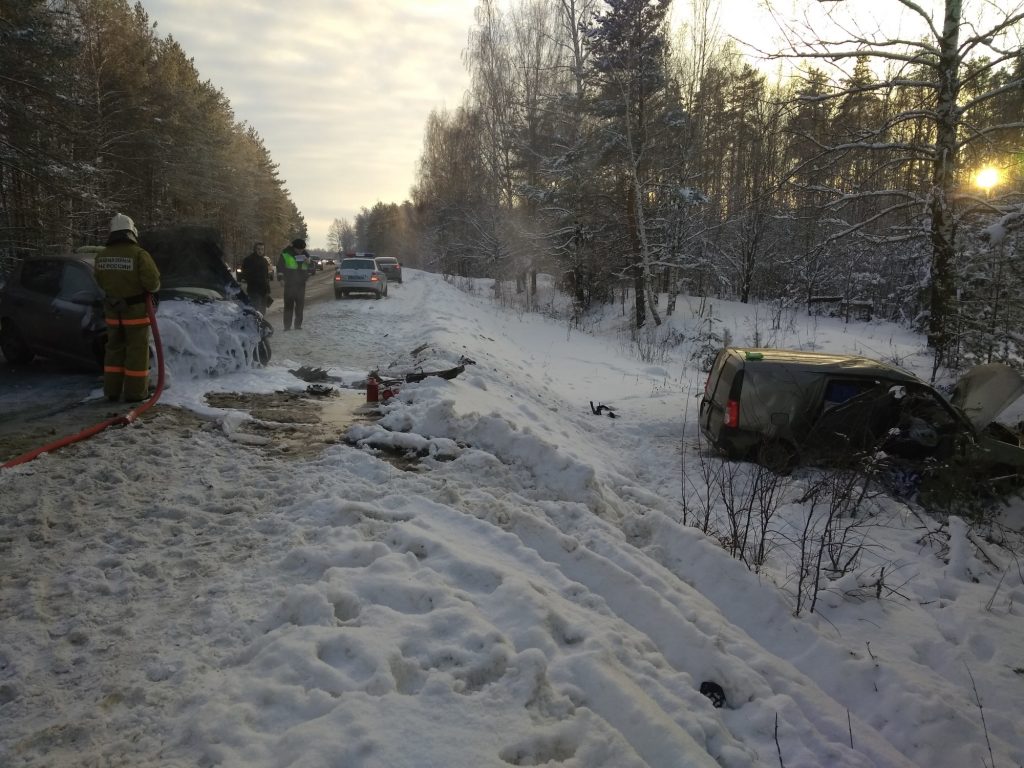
94;213;161;402
277;238;313;330
240;241;272;315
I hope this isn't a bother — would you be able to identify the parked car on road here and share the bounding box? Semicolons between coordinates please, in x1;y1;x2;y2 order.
375;256;403;284
0;227;272;369
334;256;388;299
699;347;1024;498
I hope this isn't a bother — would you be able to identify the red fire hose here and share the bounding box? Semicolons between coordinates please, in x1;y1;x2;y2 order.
2;294;166;469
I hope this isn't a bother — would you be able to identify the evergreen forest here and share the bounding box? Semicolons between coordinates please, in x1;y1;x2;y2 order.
4;0;1023;373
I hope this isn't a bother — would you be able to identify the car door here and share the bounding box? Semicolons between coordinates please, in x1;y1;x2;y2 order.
801;380;900;465
51;261;106;365
803;380;967;466
11;259;65;357
698;350;732;439
17;259;104;366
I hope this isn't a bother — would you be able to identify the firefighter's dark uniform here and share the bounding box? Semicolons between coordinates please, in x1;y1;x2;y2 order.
94;238;161;401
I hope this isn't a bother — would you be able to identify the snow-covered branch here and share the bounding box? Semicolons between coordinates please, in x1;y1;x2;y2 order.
981;207;1024;246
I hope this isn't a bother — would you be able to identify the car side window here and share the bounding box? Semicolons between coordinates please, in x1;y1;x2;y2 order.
20;260;62;297
58;263;98;301
823;378;877;411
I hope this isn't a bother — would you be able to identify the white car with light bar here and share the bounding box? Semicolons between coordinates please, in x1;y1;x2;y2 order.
334;256;388;299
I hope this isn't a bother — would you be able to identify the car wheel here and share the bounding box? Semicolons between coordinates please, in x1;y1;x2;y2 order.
0;321;34;364
757;438;798;475
334;290;342;300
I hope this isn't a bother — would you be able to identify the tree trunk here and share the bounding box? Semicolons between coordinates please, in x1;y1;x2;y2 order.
666;267;678;316
633;267;646;328
927;0;962;366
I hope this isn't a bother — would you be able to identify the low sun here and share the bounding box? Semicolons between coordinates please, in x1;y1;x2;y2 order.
975;166;1000;191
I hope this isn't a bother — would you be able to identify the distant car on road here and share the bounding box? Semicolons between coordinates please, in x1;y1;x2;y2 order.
375;256;403;284
334;256;388;299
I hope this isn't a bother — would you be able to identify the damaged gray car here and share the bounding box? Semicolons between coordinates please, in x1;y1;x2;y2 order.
699;348;1024;505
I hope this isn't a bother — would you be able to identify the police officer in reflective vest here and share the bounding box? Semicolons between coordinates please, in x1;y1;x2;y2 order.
277;238;313;330
94;213;161;402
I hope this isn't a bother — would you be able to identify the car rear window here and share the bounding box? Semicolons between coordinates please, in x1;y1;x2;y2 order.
341;260;376;270
377;258;397;265
706;352;739;403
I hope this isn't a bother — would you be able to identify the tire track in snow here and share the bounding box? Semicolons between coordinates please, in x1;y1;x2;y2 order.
432;474;915;768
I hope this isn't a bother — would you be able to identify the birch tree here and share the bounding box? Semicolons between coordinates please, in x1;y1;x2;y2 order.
770;0;1024;369
584;0;675;329
327;218;356;254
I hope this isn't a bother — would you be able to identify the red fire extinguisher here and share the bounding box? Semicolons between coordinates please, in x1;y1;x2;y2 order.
366;375;380;403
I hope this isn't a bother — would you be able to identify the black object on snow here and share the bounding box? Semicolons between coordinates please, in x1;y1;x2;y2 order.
290;366;343;383
699;681;726;708
405;364;465;383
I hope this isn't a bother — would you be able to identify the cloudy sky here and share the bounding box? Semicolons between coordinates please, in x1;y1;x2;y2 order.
137;1;964;249
140;0;781;249
142;1;484;248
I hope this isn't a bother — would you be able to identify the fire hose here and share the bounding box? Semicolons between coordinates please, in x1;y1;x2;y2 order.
1;293;166;469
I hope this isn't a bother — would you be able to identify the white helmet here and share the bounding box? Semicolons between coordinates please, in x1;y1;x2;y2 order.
109;213;138;240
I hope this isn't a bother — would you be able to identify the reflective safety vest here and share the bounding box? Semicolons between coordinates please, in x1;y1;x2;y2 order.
281;250;300;270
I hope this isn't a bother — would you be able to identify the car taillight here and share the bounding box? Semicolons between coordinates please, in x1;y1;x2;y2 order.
724;399;739;428
370;274;379;282
334;274;342;282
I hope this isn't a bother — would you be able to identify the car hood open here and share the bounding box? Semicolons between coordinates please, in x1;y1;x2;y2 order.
140;226;243;299
951;363;1024;430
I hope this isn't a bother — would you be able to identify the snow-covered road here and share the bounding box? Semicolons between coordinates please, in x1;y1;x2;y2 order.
2;270;1021;767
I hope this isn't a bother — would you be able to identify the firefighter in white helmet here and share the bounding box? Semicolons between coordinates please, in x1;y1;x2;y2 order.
93;213;161;402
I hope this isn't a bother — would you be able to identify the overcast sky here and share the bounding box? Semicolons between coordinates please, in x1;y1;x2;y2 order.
142;1;482;248
138;1;979;249
138;0;814;248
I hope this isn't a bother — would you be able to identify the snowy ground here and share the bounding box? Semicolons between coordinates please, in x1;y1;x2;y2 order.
1;270;1022;767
